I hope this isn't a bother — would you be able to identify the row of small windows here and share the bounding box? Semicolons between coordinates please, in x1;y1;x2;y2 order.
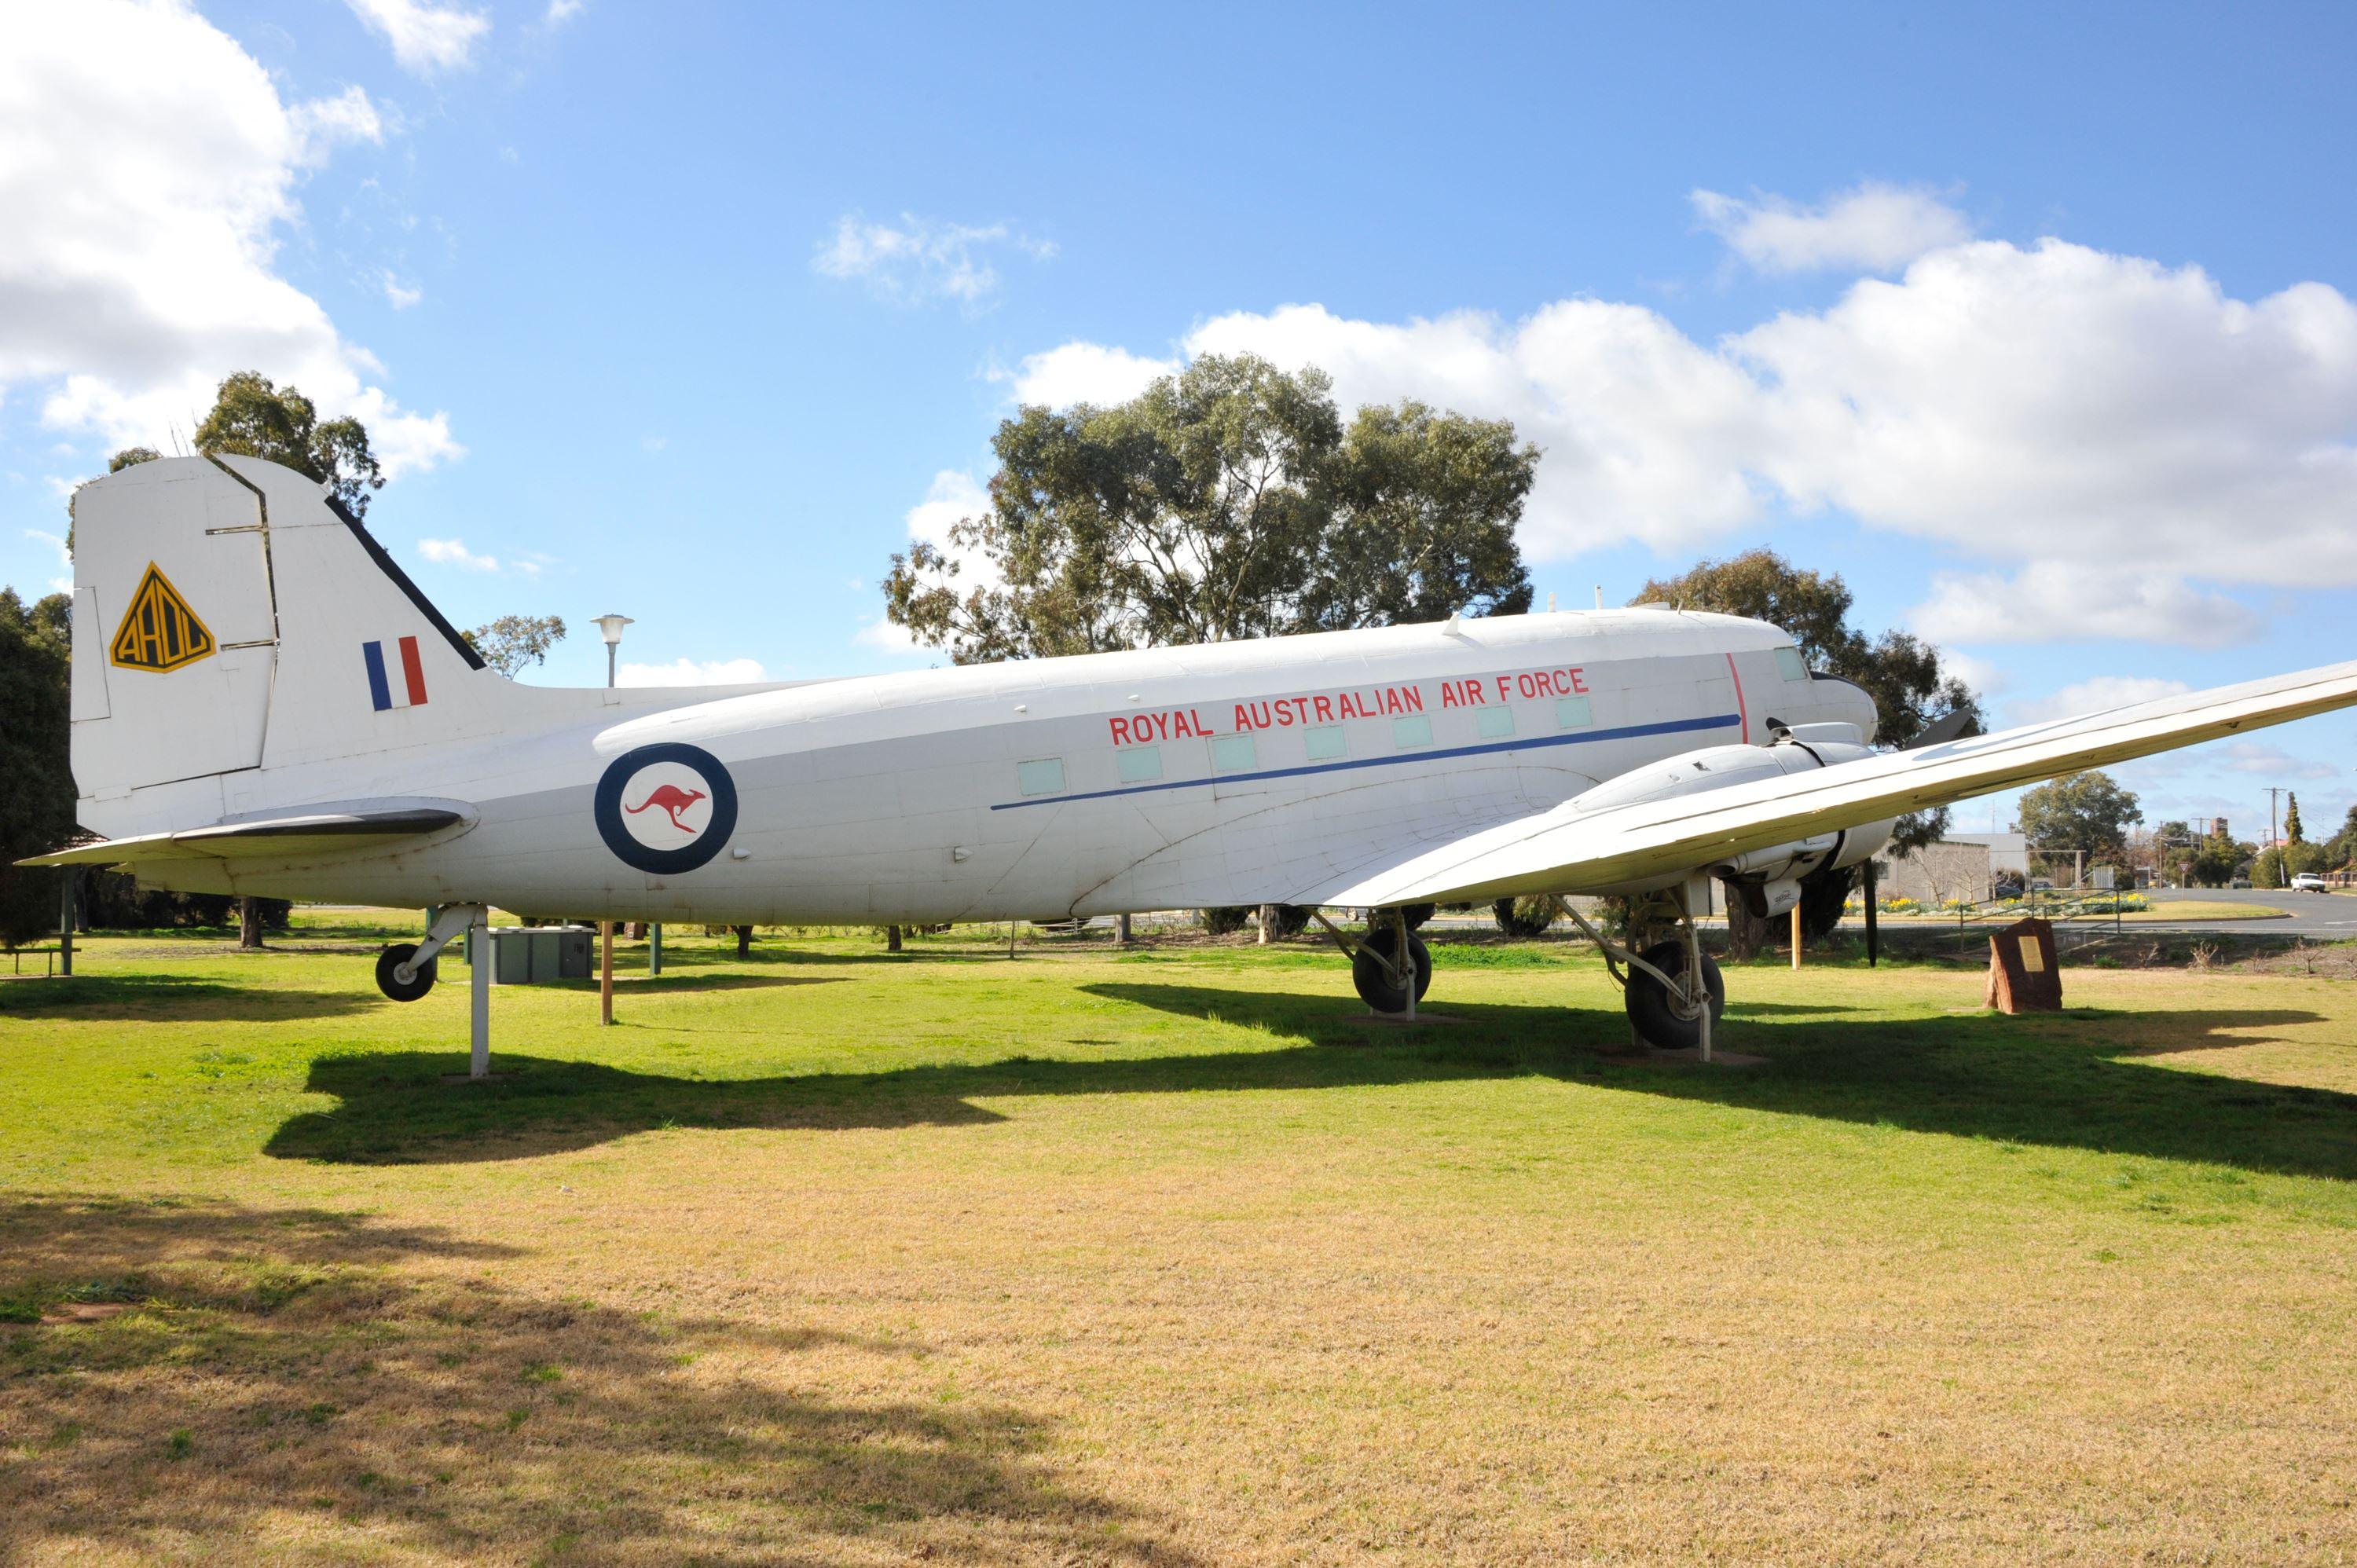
1016;692;1599;797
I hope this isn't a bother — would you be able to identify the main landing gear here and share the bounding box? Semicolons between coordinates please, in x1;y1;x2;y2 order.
1559;883;1726;1056
1312;908;1434;1017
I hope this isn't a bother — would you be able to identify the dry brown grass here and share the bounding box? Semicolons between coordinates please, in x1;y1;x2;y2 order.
5;925;2357;1563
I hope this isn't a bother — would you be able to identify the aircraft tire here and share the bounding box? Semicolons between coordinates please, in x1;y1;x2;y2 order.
1352;925;1433;1013
1623;940;1724;1048
376;943;438;1003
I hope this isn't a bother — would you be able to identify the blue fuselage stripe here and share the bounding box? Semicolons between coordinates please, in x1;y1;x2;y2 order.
988;712;1739;811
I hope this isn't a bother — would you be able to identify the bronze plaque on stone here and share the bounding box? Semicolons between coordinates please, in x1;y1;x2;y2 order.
1985;917;2062;1013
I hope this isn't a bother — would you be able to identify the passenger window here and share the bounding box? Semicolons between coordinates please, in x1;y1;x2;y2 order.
1555;695;1593;729
1210;734;1256;773
1775;646;1809;682
1016;757;1066;797
1475;706;1515;739
1304;724;1347;760
1116;746;1162;783
1393;714;1432;749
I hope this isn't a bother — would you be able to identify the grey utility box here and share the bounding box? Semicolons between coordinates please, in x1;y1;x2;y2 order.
464;925;595;984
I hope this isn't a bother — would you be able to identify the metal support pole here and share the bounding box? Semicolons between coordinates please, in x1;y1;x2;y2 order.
1682;905;1712;1064
1790;903;1802;969
1863;859;1879;967
57;870;74;977
599;920;614;1025
649;922;662;976
1397;907;1416;1021
469;912;491;1079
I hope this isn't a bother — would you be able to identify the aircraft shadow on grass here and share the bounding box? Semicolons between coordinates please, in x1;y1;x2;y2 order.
264;984;2356;1181
0;1196;1199;1566
0;973;377;1021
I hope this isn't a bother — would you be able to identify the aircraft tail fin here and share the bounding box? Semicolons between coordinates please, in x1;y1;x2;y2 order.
65;454;519;841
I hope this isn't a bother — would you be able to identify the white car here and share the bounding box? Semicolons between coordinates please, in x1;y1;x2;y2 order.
2291;872;2330;892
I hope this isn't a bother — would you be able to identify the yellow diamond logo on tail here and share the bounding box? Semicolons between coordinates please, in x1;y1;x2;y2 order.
109;562;216;672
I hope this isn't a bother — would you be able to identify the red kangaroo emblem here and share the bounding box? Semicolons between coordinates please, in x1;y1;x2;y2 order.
624;783;708;832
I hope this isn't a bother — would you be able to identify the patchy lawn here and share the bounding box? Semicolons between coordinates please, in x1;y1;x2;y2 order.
4;918;2355;1563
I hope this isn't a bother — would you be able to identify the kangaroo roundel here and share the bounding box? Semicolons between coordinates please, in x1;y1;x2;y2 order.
594;742;739;874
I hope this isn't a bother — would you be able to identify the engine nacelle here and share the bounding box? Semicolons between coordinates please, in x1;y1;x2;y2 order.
1569;734;1895;914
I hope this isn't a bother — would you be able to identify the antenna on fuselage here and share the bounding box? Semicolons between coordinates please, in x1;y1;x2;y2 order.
1593;584;1604;609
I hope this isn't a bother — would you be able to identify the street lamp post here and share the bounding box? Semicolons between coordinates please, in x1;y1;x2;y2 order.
591;614;634;1011
592;614;634;689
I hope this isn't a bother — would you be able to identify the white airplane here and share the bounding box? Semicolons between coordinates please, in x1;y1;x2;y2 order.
30;455;2357;1065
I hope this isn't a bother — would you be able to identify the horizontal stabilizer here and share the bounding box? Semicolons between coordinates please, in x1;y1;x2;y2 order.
18;807;467;869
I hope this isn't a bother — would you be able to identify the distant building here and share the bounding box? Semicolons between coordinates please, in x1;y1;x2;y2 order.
1943;830;2030;876
2208;816;2231;841
1876;839;1998;904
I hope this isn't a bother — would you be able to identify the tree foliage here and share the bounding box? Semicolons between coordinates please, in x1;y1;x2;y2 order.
882;354;1534;663
2017;771;2144;863
194;371;384;518
0;588;76;947
466;614;569;677
2285;793;2304;844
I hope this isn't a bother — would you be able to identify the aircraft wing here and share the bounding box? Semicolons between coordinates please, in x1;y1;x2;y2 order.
1322;658;2357;907
18;807;469;868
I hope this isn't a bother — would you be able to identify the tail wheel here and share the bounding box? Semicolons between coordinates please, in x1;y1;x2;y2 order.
375;943;438;1003
1623;939;1724;1048
1352;925;1434;1013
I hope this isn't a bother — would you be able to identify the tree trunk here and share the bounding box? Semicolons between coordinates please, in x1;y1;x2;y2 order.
887;924;903;953
237;896;263;950
1724;898;1772;960
735;925;752;958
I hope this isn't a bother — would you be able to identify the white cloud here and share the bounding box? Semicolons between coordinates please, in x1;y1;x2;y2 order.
380;270;422;310
416;537;500;572
2216;740;2340;780
2009;676;2191;727
904;467;989;554
286;84;383;167
1691;181;1972;273
346;0;489;74
1908;564;2262;648
618;657;768;687
24;528;70;568
1005;342;1175;408
813;213;1055;305
999;232;2357;643
544;0;584;24
852;616;926;656
0;2;460;480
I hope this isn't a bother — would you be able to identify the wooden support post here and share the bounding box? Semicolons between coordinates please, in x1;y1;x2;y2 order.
599;920;614;1025
1117;912;1132;947
57;870;74;977
1790;903;1802;969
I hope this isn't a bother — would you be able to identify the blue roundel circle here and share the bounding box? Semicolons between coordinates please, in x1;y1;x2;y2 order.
594;742;739;874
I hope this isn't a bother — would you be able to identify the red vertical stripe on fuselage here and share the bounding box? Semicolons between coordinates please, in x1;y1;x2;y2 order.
1725;652;1747;745
398;635;428;705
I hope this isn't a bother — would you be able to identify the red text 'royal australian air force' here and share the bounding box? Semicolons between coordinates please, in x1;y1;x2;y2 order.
1106;666;1589;746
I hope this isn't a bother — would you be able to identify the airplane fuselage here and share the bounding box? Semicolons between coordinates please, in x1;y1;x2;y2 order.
133;609;1876;924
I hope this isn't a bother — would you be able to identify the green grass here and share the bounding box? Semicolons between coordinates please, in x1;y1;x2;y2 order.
3;917;2355;1563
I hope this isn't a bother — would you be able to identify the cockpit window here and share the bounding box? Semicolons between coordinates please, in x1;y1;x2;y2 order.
1774;646;1809;682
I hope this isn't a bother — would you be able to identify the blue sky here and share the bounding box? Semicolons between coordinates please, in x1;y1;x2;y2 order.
5;1;2354;841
